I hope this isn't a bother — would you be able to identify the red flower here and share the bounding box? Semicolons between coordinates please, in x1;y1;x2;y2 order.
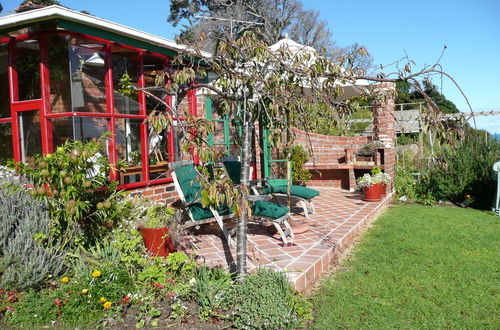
5;306;14;311
122;295;131;303
167;292;175;297
153;283;165;289
54;298;63;307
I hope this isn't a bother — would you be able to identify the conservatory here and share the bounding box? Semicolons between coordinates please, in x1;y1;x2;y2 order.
0;5;209;189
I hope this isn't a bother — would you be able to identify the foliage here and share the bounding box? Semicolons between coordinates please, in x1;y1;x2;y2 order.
313;205;498;329
193;266;233;320
297;100;373;136
397;133;419;145
0;183;65;290
17;0;61;12
231;269;312;329
4;266;133;327
395;80;458;114
423;134;500;208
288;145;312;183
356;167;389;189
11;138;123;249
356;173;375;188
168;0;339;58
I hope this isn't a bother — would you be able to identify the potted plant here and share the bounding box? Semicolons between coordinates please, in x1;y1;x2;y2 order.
374;172;391;196
357;173;382;202
138;203;177;257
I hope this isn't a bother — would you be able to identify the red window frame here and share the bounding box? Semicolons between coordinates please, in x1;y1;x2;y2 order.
1;29;199;189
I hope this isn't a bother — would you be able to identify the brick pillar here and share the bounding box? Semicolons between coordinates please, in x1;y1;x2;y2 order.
372;82;396;190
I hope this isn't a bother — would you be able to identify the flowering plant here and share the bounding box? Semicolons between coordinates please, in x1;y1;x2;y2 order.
356;173;375;188
374;172;391;184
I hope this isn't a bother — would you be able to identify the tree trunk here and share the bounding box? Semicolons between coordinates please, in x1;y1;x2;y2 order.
236;97;251;276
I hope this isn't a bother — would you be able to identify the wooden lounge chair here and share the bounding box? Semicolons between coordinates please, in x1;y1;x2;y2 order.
169;161;294;244
221;157;320;217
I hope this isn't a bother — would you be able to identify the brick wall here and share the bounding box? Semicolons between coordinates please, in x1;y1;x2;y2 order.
372;82;397;189
127;182;179;205
293;128;371;166
291;82;397;190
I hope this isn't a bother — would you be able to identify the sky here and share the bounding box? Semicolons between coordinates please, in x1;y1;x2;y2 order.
2;0;499;133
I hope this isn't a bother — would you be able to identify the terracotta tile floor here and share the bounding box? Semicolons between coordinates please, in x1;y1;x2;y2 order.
185;188;392;292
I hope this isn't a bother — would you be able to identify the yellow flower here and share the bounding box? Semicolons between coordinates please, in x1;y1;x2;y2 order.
466;194;471;199
92;270;101;278
61;277;69;283
103;301;112;309
99;297;107;303
81;289;88;294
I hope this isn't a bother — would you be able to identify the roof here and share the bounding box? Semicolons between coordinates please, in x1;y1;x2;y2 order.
0;5;211;58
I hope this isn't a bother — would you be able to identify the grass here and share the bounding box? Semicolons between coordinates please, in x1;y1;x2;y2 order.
312;205;499;329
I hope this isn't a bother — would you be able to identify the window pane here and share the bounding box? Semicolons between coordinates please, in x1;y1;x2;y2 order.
69;38;107;113
116;118;142;183
16;39;41;101
149;127;169;181
0;44;9;118
112;46;139;115
0;122;13;164
73;117;109;142
19;110;42;165
48;35;72;113
51;117;74;148
143;55;166;114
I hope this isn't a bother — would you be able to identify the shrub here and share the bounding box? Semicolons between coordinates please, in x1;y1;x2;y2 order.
424;134;500;208
11;138;123;249
0;184;65;290
289;145;312;183
231;269;311;329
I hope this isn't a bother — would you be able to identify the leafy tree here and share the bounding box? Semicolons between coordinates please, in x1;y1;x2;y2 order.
135;22;463;275
16;0;61;12
168;0;338;57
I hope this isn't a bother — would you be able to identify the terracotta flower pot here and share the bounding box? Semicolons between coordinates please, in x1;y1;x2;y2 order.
138;226;175;257
380;182;387;197
363;183;382;202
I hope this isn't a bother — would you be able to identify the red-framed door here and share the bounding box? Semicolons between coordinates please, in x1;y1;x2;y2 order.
8;35;51;164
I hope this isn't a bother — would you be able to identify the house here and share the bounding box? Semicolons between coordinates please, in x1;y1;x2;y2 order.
0;5;216;202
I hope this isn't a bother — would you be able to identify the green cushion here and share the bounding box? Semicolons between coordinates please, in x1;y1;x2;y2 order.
265;184;320;200
252;201;289;219
223;161;241;184
189;203;232;221
174;164;202;203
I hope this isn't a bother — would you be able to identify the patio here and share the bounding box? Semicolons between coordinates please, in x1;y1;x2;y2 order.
185;188;393;292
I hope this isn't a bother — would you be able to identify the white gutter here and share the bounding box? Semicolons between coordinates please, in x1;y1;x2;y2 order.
0;5;211;58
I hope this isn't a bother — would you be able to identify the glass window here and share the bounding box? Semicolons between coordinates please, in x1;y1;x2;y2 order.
112;46;139;115
16;39;41;101
69;38;107;113
19;110;42;165
0;122;13;164
116;118;142;183
51;117;75;148
143;54;166;114
51;116;109;153
48;34;72;113
0;43;9;118
73;117;109;143
149;126;169;181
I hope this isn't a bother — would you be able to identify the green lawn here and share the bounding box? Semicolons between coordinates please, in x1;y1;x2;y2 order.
312;205;499;329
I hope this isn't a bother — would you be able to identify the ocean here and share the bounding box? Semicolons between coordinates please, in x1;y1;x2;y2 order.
493;133;500;141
